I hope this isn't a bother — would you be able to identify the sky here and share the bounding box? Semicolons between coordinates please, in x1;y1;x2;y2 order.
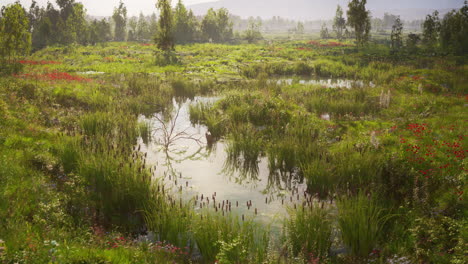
0;0;464;17
0;0;215;16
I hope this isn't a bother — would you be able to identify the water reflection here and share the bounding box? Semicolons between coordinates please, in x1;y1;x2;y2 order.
140;97;308;221
275;78;375;89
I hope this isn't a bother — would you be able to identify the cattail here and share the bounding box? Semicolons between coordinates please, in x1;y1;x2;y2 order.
265;197;268;204
282;199;284;205
242;214;244;221
255;208;257;215
236;201;238;207
201;194;204;200
186;181;188;187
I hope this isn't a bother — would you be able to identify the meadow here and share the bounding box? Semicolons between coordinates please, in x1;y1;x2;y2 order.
0;39;466;264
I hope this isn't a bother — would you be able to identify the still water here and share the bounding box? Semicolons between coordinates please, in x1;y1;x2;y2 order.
138;97;308;223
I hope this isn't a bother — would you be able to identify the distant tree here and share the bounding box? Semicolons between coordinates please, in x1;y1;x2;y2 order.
371;18;384;33
128;16;137;41
383;13;398;29
148;13;158;39
333;5;346;40
113;1;127;41
296;21;304;34
136;13;150;41
244;17;262;43
0;3;31;62
347;0;371;47
201;8;233;42
406;33;420;53
422;11;440;51
201;8;217;42
216;8;233;42
63;3;87;45
155;0;174;51
439;2;468;55
174;0;196;43
320;24;330;39
391;16;403;52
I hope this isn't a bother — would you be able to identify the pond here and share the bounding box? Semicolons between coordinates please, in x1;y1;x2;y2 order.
275;78;376;89
138;97;309;223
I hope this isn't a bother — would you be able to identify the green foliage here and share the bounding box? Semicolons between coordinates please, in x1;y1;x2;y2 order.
284;203;332;260
390;17;403;53
244;18;263;43
333;5;346;40
337;193;393;258
174;0;198;44
439;2;468;55
112;1;127;41
155;0;174;51
422;11;441;52
347;0;371;47
201;8;233;43
0;3;31;62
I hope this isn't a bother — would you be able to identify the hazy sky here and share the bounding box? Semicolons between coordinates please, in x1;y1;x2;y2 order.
0;0;464;17
0;0;215;16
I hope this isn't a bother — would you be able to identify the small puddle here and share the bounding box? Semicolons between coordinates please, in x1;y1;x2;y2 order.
138;97;308;223
275;78;375;89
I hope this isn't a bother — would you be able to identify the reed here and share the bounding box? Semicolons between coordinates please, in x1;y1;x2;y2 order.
284;202;332;260
337;192;394;258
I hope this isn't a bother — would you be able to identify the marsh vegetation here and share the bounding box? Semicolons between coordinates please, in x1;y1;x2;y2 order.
0;0;467;263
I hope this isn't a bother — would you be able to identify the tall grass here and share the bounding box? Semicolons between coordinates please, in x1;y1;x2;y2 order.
192;211;269;263
337;192;393;258
284;202;332;260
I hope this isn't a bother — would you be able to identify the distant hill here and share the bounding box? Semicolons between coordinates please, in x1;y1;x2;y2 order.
188;0;464;20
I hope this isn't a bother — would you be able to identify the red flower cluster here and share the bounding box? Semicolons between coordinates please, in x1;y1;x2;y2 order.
106;236;126;249
14;71;91;82
400;123;466;183
307;40;349;47
18;60;61;65
153;241;189;256
296;47;312;51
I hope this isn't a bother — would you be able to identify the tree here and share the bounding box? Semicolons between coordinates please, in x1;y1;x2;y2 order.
201;8;233;43
244;17;262;43
333;5;346;40
383;13;398;29
148;13;158;39
320;23;330;39
391;16;403;52
0;3;31;62
296;21;304;35
113;1;127;41
155;0;174;51
63;3;87;45
422;11;440;51
136;13;150;41
174;0;196;43
216;8;233;42
439;2;468;55
347;0;371;47
128;16;137;41
406;33;420;53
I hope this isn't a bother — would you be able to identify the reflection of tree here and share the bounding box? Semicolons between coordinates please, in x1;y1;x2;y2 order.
152;103;208;177
222;141;304;198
